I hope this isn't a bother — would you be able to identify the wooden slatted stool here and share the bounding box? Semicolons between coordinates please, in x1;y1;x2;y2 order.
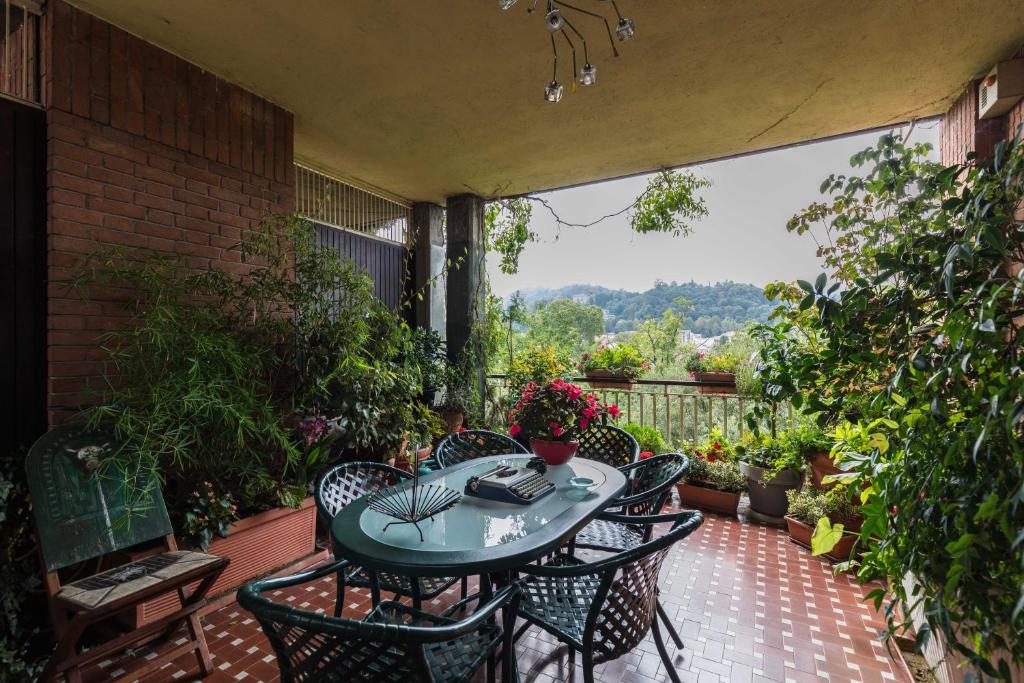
25;423;229;683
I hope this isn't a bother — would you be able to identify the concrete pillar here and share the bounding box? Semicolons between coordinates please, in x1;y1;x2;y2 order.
410;202;446;335
445;194;486;393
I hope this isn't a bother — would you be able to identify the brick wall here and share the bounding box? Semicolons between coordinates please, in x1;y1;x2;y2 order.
940;46;1024;165
42;1;295;424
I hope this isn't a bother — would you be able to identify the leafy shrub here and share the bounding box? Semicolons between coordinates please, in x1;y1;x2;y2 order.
736;432;806;478
785;487;857;527
579;344;650;381
686;457;746;493
80;214;425;540
755;130;1024;674
507;345;571;393
621;422;666;454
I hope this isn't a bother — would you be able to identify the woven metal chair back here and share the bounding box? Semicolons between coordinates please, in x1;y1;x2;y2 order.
241;588;431;682
576;425;639;468
624;453;689;516
315;462;409;522
239;560;515;683
25;423;172;573
590;511;702;662
434;430;527;468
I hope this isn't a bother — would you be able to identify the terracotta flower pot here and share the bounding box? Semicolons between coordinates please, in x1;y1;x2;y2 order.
676;482;741;516
784;515;857;563
808;450;848;490
439;410;464;432
530;438;579;466
584;369;634;391
739;462;802;524
692;371;737;394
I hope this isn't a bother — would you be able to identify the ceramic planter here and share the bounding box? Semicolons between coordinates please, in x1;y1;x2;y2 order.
739;462;802;524
584;369;634;391
692;371;737;394
676;482;741;516
784;515;857;562
530;438;579;466
129;498;318;627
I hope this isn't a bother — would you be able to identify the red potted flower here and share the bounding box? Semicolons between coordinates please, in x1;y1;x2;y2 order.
507;379;618;466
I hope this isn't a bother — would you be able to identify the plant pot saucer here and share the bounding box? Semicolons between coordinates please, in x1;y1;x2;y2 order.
747;508;787;527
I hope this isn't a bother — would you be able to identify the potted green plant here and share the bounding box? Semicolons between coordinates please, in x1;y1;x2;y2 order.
410;328;451;405
620;422;665;457
784;487;860;562
507;379;619;465
677;434;746;516
736;435;804;524
579;344;650;390
685;352;738;394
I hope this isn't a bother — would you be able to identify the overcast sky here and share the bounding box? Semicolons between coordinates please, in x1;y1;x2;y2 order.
488;123;940;298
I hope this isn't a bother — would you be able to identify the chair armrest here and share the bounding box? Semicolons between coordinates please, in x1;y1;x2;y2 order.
242;557;351;594
609;453;689;508
388;583;521;642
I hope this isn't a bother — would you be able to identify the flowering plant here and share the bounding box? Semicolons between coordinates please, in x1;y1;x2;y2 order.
181;481;240;552
685;431;745;493
686;351;740;373
579;344;650;381
507;379;620;442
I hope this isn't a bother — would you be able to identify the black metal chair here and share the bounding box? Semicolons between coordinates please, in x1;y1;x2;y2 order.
315;462;464;611
238;558;520;683
513;510;704;683
576;424;639;468
573;453;690;554
433;430;528;469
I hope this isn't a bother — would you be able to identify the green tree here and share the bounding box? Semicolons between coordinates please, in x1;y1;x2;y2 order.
526;298;604;357
633;307;685;368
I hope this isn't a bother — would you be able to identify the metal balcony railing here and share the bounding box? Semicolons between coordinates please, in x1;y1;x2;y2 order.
486;375;793;445
0;0;41;106
295;164;411;246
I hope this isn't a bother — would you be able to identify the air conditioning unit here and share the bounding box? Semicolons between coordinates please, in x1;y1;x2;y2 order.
978;58;1024;119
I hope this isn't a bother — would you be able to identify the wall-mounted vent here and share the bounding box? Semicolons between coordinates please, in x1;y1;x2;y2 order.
978;58;1024;120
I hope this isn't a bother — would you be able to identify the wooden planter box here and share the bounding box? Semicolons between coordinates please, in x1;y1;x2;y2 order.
584;369;634;390
692;371;736;394
784;515;857;563
128;497;317;627
676;482;741;516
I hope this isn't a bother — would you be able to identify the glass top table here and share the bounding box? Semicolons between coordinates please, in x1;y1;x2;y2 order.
330;455;627;577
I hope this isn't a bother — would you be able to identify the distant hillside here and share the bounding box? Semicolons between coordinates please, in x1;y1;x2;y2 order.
515;281;774;337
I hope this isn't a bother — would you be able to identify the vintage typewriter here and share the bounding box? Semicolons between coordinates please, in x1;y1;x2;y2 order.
464;461;555;505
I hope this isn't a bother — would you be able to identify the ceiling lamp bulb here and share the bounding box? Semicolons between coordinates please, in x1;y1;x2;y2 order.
497;0;518;9
580;63;597;86
545;8;565;32
544;80;564;102
616;17;635;42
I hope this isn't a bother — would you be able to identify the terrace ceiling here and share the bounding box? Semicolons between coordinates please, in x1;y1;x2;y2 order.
69;1;1024;203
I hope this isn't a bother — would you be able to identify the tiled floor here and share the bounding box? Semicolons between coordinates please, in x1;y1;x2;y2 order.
84;496;909;683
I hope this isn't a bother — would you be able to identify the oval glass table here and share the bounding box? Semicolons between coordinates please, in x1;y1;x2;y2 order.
330;455;627;579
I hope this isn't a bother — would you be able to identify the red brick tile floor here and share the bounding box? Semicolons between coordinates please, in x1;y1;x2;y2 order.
83;495;909;683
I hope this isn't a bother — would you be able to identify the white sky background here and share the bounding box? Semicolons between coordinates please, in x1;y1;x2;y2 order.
488;123;940;298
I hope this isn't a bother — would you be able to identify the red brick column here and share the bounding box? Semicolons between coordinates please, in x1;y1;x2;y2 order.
41;1;295;425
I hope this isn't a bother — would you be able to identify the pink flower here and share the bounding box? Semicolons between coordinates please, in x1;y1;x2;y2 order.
551;378;567;391
608;404;621;418
509;423;522;437
549;422;564;438
566;385;582;400
640;451;654;460
579;418;590;431
582;406;597;419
